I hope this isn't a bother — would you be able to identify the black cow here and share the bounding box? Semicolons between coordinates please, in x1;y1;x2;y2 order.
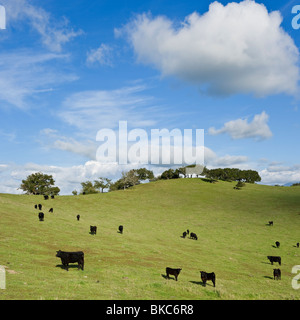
166;267;182;281
275;241;280;248
297;242;299;248
38;204;42;210
182;231;187;238
273;268;281;280
49;208;53;213
77;214;80;221
190;232;198;240
56;250;84;271
51;195;55;199
90;226;97;234
186;229;189;235
268;221;273;226
267;256;281;265
118;225;123;234
44;195;49;200
200;271;216;287
34;204;37;209
38;212;44;221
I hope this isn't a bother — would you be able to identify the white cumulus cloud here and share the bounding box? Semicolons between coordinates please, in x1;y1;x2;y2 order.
208;111;272;140
121;0;299;97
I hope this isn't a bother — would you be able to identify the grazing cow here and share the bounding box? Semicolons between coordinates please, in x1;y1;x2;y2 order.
267;256;281;265
56;250;84;271
200;271;216;287
51;195;55;199
118;225;123;234
38;212;44;221
44;195;49;200
297;242;299;248
182;231;187;238
90;226;97;235
34;204;37;209
166;267;182;281
49;208;53;213
186;229;189;235
77;214;80;221
190;232;198;240
268;221;273;226
273;268;281;280
38;204;42;210
275;241;280;248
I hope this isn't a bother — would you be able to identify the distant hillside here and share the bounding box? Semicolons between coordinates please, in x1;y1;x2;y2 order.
0;179;300;300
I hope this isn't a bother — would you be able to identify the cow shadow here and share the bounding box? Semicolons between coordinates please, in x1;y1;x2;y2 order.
190;280;216;287
161;274;177;281
263;276;273;280
189;280;206;287
89;232;96;235
55;264;81;271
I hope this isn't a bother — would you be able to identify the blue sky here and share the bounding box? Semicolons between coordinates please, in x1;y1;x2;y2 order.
0;0;299;194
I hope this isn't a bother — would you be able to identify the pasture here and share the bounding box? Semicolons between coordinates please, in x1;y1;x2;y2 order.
0;179;300;300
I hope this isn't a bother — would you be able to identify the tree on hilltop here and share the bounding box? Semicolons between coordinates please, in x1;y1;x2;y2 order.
94;177;112;193
80;181;98;194
19;172;60;195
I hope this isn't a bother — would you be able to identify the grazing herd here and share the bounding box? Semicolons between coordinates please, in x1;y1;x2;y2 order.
34;195;125;272
263;221;299;282
34;195;55;222
170;220;299;286
181;229;198;241
33;196;298;289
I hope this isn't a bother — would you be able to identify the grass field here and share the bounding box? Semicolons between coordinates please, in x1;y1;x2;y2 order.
0;178;300;300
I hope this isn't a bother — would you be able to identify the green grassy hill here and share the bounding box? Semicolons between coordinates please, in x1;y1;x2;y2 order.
0;179;300;300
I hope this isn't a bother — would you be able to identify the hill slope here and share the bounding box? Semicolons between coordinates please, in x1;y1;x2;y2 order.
0;179;300;300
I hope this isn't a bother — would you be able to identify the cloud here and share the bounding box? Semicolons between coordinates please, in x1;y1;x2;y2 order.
86;44;113;66
121;0;299;97
59;85;159;135
208;111;272;140
212;155;249;167
2;0;82;52
40;128;97;160
259;164;300;185
0;51;77;109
